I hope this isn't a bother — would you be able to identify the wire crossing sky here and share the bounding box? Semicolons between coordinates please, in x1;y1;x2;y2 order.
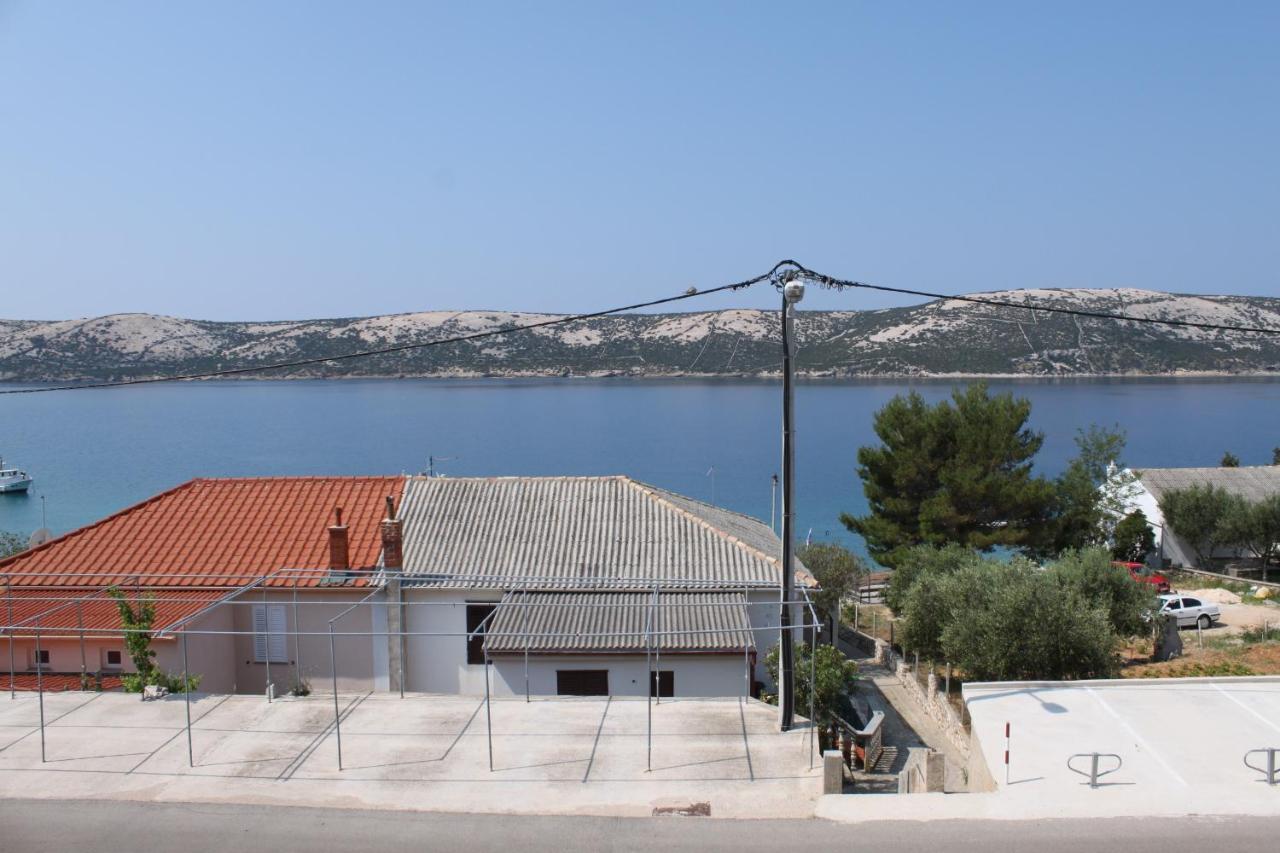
1;2;1277;320
6;259;1279;396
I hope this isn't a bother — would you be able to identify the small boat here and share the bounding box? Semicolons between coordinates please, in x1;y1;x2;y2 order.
0;458;33;493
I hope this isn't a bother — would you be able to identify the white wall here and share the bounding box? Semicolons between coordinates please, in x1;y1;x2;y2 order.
402;589;501;694
399;587;786;697
1125;477;1249;568
490;654;748;698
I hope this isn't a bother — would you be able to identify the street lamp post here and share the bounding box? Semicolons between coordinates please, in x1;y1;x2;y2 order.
779;278;804;731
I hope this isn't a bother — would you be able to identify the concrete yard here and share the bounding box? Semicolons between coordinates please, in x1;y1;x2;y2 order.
0;691;821;819
819;675;1280;824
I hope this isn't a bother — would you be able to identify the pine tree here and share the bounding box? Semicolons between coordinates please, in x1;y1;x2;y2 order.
842;384;1056;567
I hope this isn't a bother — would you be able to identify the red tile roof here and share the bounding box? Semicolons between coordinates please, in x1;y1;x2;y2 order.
0;477;405;589
0;589;226;637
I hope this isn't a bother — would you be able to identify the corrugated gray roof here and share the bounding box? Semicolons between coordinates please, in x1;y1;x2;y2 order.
1136;466;1280;504
398;475;811;590
482;591;753;654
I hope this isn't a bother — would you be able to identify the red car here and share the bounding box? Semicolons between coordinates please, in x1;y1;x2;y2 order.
1114;561;1171;593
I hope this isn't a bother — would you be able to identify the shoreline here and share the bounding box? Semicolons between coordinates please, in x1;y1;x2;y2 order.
4;369;1280;386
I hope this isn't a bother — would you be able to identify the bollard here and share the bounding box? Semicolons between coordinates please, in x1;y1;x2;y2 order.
1067;752;1123;788
822;750;843;795
1244;747;1280;786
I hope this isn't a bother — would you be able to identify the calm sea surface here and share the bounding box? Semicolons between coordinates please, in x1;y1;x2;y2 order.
2;377;1279;559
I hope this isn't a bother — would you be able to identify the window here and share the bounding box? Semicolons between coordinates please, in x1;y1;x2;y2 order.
252;604;288;663
466;603;496;665
1183;598;1201;608
1165;599;1182;610
103;649;123;669
32;649;50;671
556;670;609;696
649;670;674;698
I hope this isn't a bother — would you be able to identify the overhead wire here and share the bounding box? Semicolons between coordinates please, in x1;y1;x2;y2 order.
783;262;1280;337
4;258;1279;395
0;262;796;395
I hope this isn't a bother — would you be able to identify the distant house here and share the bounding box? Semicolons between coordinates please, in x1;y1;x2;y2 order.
0;474;808;699
1120;465;1280;568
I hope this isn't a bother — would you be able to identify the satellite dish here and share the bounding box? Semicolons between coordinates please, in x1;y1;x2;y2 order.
28;528;53;548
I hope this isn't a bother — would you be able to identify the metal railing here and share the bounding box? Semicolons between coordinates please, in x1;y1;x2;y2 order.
1067;752;1123;788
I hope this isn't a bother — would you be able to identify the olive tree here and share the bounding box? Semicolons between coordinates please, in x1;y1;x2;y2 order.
797;542;865;640
1158;484;1239;566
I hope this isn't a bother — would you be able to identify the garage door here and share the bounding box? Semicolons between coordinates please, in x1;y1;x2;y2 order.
556;669;609;696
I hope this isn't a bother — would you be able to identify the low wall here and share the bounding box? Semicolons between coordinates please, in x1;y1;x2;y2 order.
844;626;972;758
1171;566;1280;591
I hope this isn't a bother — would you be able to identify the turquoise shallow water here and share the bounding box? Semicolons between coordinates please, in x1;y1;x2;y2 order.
2;377;1278;559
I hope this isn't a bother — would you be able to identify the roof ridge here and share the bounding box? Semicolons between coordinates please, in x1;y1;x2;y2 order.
621;477;782;570
407;474;627;482
189;475;405;482
0;478;202;573
632;477;776;529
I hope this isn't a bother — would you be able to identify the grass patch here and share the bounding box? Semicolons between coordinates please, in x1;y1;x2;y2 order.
1129;660;1256;678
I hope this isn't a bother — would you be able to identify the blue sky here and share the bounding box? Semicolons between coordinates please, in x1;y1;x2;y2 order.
1;2;1276;320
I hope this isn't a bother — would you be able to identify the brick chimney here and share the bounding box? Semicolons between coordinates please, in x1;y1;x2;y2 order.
328;507;349;571
381;495;403;573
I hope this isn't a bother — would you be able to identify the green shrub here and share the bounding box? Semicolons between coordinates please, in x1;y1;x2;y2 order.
1051;548;1157;637
764;642;859;726
120;670;201;694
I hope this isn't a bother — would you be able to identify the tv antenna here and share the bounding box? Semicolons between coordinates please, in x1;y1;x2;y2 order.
426;455;459;478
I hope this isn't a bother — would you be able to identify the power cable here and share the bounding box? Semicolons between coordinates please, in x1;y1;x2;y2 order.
5;258;1278;395
784;263;1280;337
0;263;794;395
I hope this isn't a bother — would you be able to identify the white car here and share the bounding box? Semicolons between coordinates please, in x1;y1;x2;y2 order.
1157;594;1221;629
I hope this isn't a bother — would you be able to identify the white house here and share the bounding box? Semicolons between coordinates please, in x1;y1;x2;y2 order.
375;475;813;699
1119;465;1280;568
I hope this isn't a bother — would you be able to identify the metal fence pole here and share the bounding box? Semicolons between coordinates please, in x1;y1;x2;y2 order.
9;578;17;699
808;641;816;770
182;630;193;767
263;589;272;702
646;588;655;772
329;623;342;771
483;650;494;772
35;623;46;763
292;580;302;691
523;590;530;703
654;587;661;705
77;601;87;687
397;581;406;699
742;586;751;699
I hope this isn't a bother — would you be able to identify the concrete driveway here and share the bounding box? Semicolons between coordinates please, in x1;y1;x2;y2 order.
0;691;820;818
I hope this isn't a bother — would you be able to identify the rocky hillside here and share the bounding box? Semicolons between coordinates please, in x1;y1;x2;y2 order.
3;288;1280;382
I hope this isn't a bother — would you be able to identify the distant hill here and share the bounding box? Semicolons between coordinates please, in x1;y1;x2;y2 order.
3;288;1280;382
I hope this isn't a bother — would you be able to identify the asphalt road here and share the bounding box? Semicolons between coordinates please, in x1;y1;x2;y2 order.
1;800;1276;852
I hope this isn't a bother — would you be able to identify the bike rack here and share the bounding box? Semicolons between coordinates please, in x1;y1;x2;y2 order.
1067;753;1123;788
1244;748;1280;786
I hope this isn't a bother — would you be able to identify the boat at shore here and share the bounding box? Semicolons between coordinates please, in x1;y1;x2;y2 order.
0;458;33;493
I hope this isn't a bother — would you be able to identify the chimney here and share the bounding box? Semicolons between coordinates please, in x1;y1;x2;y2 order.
381;495;403;572
328;507;349;571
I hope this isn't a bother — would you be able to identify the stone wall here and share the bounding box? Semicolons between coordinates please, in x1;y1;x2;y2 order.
844;626;972;758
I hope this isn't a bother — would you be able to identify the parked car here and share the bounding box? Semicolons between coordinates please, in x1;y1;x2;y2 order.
1157;594;1220;629
1114;561;1171;593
